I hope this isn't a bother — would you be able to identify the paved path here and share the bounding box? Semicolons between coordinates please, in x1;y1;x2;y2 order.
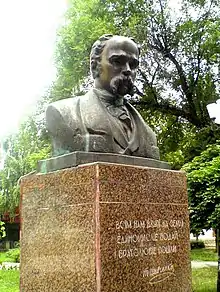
0;262;20;270
191;260;218;269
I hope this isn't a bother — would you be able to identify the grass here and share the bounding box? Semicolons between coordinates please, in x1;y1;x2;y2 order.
191;248;218;291
192;267;217;292
0;250;20;291
191;248;218;261
0;270;19;292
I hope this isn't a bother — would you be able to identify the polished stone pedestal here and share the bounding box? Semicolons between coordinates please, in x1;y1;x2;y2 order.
20;163;191;292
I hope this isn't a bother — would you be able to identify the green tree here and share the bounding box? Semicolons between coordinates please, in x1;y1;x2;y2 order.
182;143;220;234
0;117;51;214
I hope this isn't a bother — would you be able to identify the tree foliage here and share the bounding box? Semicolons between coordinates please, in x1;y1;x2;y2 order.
183;143;220;233
0;117;50;215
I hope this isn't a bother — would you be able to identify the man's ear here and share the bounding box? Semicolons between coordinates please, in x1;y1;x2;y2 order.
91;60;100;78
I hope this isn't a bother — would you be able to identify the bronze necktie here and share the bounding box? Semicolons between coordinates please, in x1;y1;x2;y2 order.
117;106;132;130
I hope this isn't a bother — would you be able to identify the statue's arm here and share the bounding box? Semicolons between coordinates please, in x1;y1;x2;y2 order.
45;97;115;155
149;129;160;160
45;104;73;156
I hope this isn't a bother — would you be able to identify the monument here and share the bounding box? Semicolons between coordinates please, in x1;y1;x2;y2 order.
45;34;159;159
20;34;191;291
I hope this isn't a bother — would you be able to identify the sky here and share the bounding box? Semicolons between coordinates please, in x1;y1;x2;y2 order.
0;0;67;138
207;100;220;124
0;0;219;140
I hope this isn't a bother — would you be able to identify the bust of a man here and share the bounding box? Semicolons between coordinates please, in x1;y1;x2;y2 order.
46;34;160;159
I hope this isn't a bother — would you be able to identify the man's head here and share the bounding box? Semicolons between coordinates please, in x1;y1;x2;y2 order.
90;34;140;96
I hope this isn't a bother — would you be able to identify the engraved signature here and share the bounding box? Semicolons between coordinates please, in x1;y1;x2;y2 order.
149;271;175;285
143;264;175;285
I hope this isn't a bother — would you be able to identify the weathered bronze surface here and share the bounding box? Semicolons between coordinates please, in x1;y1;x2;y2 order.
46;35;160;159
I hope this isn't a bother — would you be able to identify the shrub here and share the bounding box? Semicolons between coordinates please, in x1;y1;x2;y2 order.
5;248;20;263
190;240;205;249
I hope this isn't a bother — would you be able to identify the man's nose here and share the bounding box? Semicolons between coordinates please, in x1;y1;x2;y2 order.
122;63;131;76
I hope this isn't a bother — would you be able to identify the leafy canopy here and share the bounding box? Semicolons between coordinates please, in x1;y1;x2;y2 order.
183;143;220;233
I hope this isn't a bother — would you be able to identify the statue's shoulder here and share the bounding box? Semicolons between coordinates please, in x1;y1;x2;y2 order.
46;96;79;112
46;90;94;114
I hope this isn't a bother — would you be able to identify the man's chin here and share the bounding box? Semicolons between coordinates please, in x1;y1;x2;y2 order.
118;88;129;96
111;85;134;96
109;76;134;96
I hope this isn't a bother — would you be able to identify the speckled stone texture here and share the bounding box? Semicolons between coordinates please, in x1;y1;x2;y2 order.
20;163;191;292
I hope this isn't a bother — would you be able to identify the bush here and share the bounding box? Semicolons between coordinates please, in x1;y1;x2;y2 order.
190;240;205;249
5;248;20;263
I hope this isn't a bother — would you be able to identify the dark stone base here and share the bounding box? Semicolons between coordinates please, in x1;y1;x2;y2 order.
38;151;170;173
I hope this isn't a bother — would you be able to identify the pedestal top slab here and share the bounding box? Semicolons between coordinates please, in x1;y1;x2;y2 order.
37;151;170;173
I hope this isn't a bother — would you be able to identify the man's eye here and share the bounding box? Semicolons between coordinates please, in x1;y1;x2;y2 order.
113;60;121;65
112;59;121;65
130;60;139;69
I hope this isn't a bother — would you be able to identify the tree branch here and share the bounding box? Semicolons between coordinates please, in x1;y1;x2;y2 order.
151;63;160;85
131;98;194;123
158;0;169;49
138;69;158;103
133;87;204;127
164;51;190;96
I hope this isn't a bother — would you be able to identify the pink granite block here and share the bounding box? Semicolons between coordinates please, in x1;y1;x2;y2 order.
20;163;191;292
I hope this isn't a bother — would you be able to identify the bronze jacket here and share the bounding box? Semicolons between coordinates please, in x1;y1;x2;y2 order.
46;88;160;160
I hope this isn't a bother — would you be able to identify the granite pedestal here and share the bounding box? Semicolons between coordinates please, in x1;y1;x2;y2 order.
20;162;191;292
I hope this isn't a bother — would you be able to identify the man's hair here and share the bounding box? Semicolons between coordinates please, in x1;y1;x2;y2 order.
90;34;140;78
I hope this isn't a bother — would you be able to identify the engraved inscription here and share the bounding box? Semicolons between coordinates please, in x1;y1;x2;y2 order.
113;217;184;283
143;264;175;285
111;218;184;285
116;245;177;259
115;218;184;260
115;219;180;230
143;264;174;277
117;230;179;245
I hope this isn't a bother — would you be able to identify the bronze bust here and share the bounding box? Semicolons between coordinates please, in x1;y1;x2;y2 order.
46;34;160;159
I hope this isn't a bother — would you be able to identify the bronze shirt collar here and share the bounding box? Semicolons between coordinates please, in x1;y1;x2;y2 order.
93;88;127;107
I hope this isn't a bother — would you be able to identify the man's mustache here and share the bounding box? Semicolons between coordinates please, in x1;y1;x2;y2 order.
110;76;135;96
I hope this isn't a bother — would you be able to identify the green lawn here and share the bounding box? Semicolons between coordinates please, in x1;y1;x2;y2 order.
191;248;218;261
191;248;218;291
192;267;217;292
0;270;19;292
